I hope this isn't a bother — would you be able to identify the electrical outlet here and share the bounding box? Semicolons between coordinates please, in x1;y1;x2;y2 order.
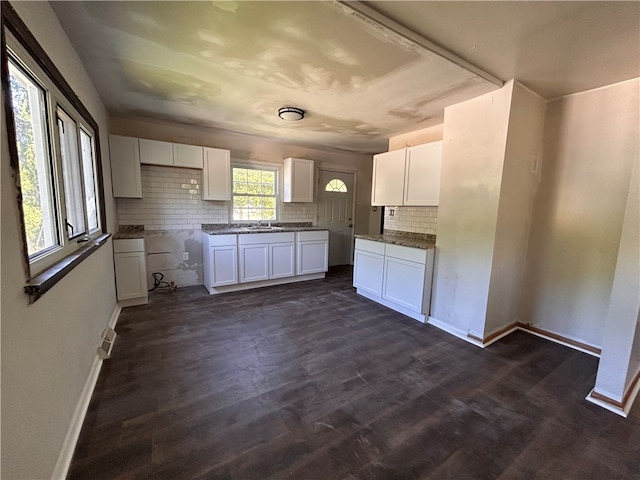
302;207;308;214
182;252;189;261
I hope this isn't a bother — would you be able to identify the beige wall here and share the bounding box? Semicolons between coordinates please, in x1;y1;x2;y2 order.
519;79;639;347
430;82;513;338
388;124;444;151
594;151;639;401
484;83;546;335
1;2;117;479
110;117;375;235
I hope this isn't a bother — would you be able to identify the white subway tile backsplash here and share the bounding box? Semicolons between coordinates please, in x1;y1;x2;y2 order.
384;206;438;235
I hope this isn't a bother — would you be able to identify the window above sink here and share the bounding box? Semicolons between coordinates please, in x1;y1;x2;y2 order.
231;166;278;222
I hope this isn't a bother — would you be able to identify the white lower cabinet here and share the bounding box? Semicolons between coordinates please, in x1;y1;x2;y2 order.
239;244;269;283
382;257;426;312
296;230;329;275
353;238;434;322
270;242;295;278
203;230;329;294
204;234;238;292
113;238;148;306
353;240;385;296
238;232;296;283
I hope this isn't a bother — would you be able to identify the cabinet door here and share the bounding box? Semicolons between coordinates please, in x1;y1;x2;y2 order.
173;143;204;169
109;135;142;198
239;244;269;283
382;257;426;312
371;150;406;206
404;142;442;206
353;250;384;296
297;240;328;275
269;242;295;278
203;147;231;200
210;246;238;286
283;157;314;203
139;138;173;166
114;251;147;300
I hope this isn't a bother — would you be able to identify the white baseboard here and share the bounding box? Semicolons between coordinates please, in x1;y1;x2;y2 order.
108;304;122;330
586;366;640;418
586;390;628;417
51;303;122;480
427;316;484;347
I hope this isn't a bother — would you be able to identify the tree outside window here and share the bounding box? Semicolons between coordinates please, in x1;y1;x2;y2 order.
232;167;277;221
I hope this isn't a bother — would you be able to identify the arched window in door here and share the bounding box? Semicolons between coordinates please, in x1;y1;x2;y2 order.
325;178;348;193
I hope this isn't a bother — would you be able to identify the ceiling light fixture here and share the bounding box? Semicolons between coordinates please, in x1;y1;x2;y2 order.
278;107;305;121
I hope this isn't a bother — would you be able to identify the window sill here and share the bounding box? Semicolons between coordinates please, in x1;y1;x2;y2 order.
24;233;111;303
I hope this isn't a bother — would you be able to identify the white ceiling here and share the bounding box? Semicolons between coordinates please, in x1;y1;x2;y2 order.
51;1;639;154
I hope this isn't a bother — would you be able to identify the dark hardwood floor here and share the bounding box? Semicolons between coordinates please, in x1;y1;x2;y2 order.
69;266;640;479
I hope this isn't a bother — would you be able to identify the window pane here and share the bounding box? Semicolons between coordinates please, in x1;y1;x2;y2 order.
232;166;277;221
8;61;58;257
80;129;99;231
325;179;347;192
57;110;86;238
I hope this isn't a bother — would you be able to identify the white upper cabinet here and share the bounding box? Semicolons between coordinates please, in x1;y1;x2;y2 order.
139;138;173;166
109;135;142;198
371;141;442;207
173;143;204;169
371;149;406;206
202;147;231;201
282;157;314;203
140;139;205;169
404;142;442;206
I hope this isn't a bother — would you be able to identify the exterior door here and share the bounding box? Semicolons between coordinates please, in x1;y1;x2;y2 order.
317;170;355;266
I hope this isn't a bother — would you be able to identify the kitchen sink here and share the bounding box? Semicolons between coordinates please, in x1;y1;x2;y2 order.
241;226;284;231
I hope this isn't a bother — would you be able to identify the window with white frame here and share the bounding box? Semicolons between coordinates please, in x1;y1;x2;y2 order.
6;32;102;276
232;166;277;221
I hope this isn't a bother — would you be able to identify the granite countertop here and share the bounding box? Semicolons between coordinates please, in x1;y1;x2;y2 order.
355;230;436;250
202;222;328;235
113;225;145;240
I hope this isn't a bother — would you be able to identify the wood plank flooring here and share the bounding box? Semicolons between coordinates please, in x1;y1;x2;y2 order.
69;266;640;479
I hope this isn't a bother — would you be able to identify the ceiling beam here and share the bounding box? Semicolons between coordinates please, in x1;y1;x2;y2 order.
337;1;504;88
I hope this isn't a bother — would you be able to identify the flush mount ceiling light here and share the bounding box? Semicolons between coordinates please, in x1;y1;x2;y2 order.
278;107;305;121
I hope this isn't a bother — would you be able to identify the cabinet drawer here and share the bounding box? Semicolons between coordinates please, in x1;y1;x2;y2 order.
355;238;385;255
207;234;237;247
113;238;145;253
297;230;328;242
239;232;295;244
385;244;427;264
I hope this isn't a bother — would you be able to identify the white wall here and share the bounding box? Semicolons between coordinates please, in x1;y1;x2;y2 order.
519;79;639;347
430;82;513;338
594;151;639;401
1;2;117;479
484;83;546;335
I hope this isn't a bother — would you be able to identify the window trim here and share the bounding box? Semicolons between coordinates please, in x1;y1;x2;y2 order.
230;162;280;222
2;4;110;302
